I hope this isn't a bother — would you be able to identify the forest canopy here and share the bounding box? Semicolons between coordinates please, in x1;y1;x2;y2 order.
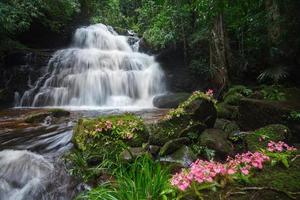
0;0;300;86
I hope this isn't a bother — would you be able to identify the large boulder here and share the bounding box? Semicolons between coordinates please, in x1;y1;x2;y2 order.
199;129;234;158
149;91;217;145
238;98;300;130
153;93;190;108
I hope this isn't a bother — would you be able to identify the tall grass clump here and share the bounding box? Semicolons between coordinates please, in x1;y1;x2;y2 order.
77;156;174;200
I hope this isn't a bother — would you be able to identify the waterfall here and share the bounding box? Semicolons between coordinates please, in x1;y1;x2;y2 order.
18;24;166;108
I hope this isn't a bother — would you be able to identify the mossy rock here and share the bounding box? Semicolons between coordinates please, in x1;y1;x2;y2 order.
245;124;290;151
216;103;239;120
238;97;300;130
159;137;190;156
24;112;49;123
73;113;148;152
48;109;70;118
150;92;217;145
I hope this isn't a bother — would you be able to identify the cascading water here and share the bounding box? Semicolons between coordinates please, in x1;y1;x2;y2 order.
18;24;166;108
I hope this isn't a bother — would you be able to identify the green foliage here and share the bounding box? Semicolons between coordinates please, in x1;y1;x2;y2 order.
287;111;300;122
260;85;286;101
223;85;252;105
0;0;80;36
77;155;174;200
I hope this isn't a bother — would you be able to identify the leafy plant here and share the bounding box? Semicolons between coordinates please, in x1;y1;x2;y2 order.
287;111;300;122
260;85;286;101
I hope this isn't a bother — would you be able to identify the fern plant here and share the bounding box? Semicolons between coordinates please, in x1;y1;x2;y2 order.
258;65;289;83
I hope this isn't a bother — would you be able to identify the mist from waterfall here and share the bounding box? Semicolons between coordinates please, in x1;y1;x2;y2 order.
18;24;166;109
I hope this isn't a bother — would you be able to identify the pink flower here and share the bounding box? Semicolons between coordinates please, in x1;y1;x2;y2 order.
206;89;214;97
267;141;297;152
241;167;249;175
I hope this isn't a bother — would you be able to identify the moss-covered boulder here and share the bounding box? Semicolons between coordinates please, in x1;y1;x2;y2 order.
199;129;234;158
149;91;217;145
73;114;148;153
245;124;290;151
238;98;300;130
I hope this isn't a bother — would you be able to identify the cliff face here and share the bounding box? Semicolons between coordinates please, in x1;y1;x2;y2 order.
0;49;54;107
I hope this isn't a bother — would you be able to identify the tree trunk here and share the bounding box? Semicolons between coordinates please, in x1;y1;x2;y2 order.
209;12;231;98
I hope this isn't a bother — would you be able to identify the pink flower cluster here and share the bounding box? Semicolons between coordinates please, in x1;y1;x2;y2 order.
205;89;214;97
227;152;270;175
267;141;297;152
171;152;270;191
95;120;113;132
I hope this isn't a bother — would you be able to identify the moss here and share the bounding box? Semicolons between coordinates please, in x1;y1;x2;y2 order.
163;91;216;121
216;103;239;120
245;124;290;151
24;112;49;123
251;153;300;192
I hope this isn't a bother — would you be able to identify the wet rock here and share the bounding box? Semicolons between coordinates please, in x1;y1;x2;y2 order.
199;129;234;158
153;93;190;108
245;124;290;151
160;145;196;168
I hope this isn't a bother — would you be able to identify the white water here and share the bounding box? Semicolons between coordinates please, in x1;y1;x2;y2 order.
18;24;166;108
0;149;81;200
